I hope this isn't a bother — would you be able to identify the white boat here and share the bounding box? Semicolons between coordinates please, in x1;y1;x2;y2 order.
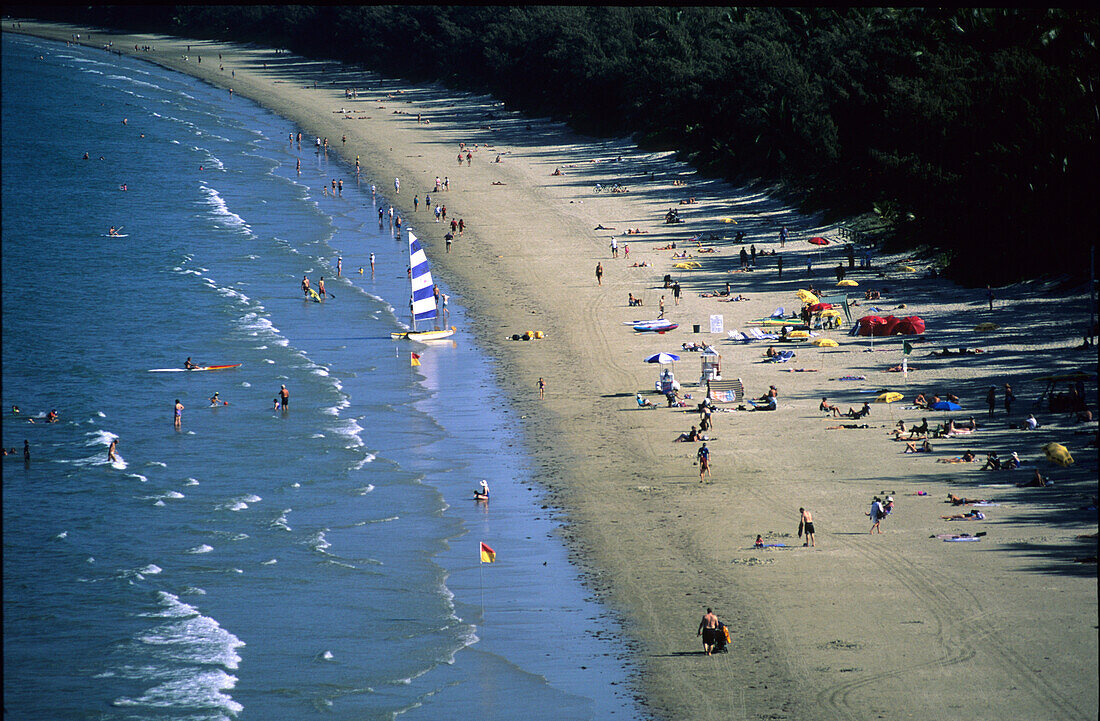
390;230;456;342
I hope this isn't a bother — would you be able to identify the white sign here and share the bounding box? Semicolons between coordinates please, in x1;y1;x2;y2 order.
709;314;724;334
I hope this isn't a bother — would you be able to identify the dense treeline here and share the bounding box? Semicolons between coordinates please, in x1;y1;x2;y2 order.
19;6;1098;284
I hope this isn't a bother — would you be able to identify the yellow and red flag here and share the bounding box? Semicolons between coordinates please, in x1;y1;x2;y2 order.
479;542;496;563
410;352;421;367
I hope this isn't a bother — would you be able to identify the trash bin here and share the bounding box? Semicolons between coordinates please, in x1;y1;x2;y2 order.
692;324;701;333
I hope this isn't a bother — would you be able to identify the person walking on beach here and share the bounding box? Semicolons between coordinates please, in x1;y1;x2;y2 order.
696;442;711;482
799;507;815;547
868;497;884;533
595;262;603;286
658;296;666;319
279;384;290;411
777;255;783;278
414;195;419;212
986;386;996;418
537;377;545;399
750;244;757;266
610;237;618;258
779;226;789;247
673;282;681;305
1004;382;1016;415
986;284;994;311
174;399;184;429
394;177;400;194
697;608;720;656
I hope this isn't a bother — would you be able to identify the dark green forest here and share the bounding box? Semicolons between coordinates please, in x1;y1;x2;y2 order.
18;6;1098;284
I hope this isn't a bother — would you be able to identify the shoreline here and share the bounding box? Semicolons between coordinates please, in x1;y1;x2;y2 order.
8;21;1097;721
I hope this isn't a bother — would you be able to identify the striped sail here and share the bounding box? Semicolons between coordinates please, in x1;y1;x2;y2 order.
408;231;437;325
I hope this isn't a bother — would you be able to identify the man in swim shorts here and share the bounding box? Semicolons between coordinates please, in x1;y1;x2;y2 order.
697;608;720;655
279;385;289;410
800;507;815;547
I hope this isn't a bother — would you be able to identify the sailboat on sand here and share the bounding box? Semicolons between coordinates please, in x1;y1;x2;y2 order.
391;230;456;342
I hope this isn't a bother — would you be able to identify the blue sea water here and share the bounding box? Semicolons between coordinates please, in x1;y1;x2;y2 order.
1;33;640;720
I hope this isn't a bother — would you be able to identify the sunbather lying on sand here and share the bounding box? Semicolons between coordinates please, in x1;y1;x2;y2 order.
942;509;985;520
904;439;933;453
674;426;704;442
719;294;749;301
847;402;871;419
947;493;990;505
594;224;615;230
826;424;871;429
671;251;692;259
938;450;978;463
1016;470;1049;488
626;228;649;235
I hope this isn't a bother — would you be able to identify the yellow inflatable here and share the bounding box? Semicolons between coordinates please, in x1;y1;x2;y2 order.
1042;443;1074;467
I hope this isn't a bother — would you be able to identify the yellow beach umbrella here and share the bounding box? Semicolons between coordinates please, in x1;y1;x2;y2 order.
901;265;917;272
875;392;903;403
721;217;737;224
1043;442;1074;467
974;322;999;332
812;337;839;347
796;289;819;304
838;279;858;287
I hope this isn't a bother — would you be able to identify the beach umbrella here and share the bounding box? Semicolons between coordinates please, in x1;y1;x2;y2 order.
876;392;903;403
901;265;917;272
643;353;680;364
838;279;859;287
808;236;830;246
812;337;839;347
721;217;737;223
1042;442;1074;467
796;289;819;305
930;400;962;411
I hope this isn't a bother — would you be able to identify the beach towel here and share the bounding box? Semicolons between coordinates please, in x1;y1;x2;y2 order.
764;350;795;363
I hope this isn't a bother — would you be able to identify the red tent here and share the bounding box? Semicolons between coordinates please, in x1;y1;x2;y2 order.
891;316;926;335
808;236;830;246
857;315;887;336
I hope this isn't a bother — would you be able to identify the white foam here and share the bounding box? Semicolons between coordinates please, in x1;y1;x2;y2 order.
290;482;301;489
355;484;375;495
271;510;292;532
354;455;376;471
260;558;277;566
307;530;331;554
198;183;249;231
184;478;199;486
330;418;364;449
97;411;106;417
154;501;166;507
127;473;148;483
147;461;168;468
54;531;68;540
240;382;251;388
139;564;163;576
186;545;214;554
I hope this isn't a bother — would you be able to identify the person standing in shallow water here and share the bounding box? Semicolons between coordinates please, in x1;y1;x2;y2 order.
279;385;290;411
174;399;184;429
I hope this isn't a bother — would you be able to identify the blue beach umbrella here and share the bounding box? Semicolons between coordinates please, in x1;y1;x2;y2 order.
930;400;962;411
644;353;681;364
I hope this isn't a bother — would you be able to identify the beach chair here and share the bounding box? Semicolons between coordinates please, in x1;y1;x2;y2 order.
726;329;751;343
707;378;744;404
748;328;778;341
635;394;657;409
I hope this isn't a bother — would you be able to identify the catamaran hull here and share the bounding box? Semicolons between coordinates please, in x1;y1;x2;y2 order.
391;327;456;342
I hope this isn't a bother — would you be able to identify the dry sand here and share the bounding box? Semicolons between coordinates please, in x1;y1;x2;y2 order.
12;22;1098;721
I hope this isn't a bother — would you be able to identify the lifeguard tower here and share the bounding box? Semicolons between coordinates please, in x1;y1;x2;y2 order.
699;347;722;386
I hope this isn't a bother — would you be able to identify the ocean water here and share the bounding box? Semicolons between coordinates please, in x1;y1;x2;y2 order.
1;33;640;720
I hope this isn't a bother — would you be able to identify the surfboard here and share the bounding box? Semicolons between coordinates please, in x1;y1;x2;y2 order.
148;364;243;372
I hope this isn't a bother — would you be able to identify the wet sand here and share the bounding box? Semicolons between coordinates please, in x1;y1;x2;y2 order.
11;21;1097;721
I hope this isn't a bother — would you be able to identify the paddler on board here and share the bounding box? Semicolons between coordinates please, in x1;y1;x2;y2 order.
184;357;198;370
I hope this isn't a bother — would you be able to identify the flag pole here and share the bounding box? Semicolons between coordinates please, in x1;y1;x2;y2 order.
479;549;485;621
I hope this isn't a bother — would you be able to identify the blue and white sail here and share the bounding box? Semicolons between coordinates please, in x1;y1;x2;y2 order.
408;231;437;327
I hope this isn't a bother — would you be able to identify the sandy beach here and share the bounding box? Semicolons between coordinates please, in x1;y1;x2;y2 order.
11;21;1097;721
